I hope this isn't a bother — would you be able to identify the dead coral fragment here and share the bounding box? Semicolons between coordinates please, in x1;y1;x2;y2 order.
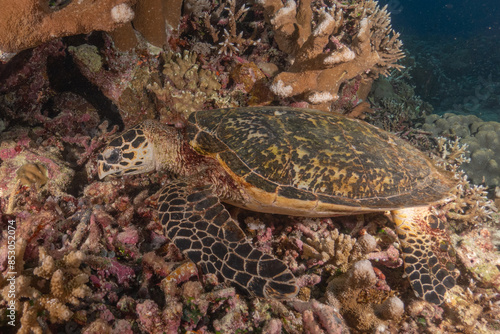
259;0;403;111
290;299;348;334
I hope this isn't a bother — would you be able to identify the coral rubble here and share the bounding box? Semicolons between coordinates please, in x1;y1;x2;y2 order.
326;259;403;331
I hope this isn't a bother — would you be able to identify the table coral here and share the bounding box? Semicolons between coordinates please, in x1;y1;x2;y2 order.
258;0;404;112
0;0;135;56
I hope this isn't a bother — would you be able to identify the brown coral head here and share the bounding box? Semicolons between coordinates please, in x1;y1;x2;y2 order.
97;123;155;179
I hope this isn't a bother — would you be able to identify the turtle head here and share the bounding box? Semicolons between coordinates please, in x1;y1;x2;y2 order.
97;124;156;179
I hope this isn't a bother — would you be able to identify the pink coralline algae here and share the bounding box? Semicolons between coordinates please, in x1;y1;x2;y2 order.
367;244;404;268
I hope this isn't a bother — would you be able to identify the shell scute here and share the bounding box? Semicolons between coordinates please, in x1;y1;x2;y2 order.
244;173;278;193
218;151;251;177
277;186;317;201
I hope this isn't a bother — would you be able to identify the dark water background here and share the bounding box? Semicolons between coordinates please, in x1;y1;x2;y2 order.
378;0;500;121
381;0;498;37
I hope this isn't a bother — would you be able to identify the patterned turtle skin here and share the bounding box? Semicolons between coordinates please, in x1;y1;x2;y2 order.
97;107;457;304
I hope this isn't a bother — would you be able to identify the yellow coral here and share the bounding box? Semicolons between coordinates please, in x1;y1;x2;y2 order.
153;51;224;120
0;244;91;331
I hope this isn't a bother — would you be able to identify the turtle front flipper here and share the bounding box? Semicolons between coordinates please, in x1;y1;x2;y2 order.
158;181;298;299
392;207;456;304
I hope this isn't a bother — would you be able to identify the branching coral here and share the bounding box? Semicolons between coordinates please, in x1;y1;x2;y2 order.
423;113;500;187
201;0;257;57
258;0;404;111
0;243;91;333
299;219;375;272
432;136;496;225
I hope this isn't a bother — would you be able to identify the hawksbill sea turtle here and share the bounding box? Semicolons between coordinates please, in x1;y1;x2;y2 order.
97;107;457;304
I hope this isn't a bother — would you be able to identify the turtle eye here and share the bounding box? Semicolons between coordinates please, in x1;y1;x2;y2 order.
104;148;122;164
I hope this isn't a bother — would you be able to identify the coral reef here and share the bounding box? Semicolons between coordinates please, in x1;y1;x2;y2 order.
260;0;404;111
1;0;499;333
423;113;500;187
0;0;135;57
149;51;226;121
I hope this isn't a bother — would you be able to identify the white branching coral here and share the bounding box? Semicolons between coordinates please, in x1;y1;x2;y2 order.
202;0;256;56
423;113;500;186
259;0;404;111
433;137;495;224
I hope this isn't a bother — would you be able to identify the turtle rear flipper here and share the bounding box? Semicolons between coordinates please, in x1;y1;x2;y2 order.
392;207;456;305
158;181;298;299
